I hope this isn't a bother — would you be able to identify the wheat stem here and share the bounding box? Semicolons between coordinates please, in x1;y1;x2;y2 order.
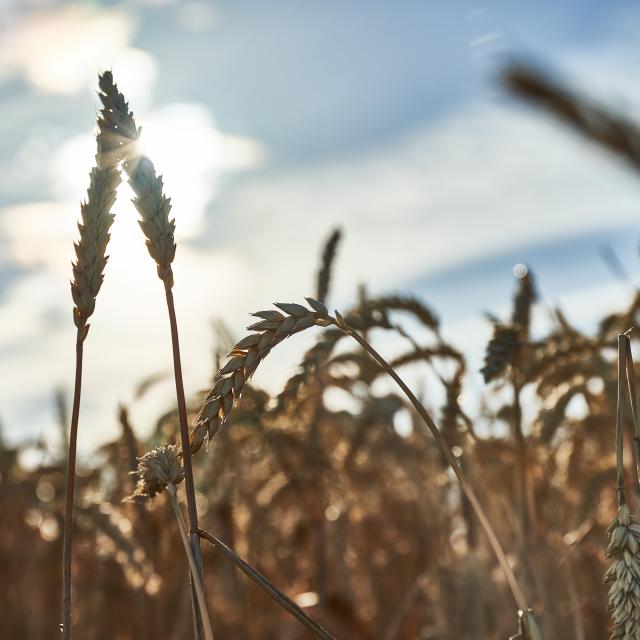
617;335;627;507
165;283;206;637
167;484;214;640
197;528;336;640
60;331;84;639
336;315;532;615
624;337;640;488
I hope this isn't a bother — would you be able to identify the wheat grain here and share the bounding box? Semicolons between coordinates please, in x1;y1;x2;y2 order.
481;323;520;383
512;268;536;334
190;298;335;453
97;71;176;288
605;504;640;639
97;71;140;166
131;444;185;499
70;163;120;335
316;228;341;304
127;156;177;287
503;63;640;174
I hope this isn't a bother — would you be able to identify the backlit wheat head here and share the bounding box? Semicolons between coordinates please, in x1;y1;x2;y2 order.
190;298;335;453
70;77;131;336
97;71;176;288
131;444;185;499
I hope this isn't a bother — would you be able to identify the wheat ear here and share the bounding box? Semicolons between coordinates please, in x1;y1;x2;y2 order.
502;63;640;174
97;71;205;639
316;227;341;304
190;298;539;629
604;334;640;639
61;100;121;639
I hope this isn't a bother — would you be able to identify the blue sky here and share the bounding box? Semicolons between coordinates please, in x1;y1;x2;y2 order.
2;0;640;450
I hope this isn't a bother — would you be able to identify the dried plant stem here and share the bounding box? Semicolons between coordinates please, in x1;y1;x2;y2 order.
197;528;336;640
617;336;627;507
512;382;533;531
339;319;532;615
167;484;214;640
60;331;84;639
624;338;640;486
165;283;206;636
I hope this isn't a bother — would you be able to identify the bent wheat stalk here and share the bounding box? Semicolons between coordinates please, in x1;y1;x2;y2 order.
168;486;214;640
61;104;121;638
190;298;540;631
197;528;336;640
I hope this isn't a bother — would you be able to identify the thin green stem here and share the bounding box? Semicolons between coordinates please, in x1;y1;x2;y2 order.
338;318;531;614
60;329;84;639
168;484;214;640
197;528;336;640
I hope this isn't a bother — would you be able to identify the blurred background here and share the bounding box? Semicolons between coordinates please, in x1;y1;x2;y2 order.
4;1;640;638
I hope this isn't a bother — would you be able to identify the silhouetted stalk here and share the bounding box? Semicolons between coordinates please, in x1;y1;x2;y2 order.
624;337;640;486
336;314;536;621
617;336;627;507
197;528;336;640
60;331;84;639
167;484;214;640
512;381;533;531
164;282;205;638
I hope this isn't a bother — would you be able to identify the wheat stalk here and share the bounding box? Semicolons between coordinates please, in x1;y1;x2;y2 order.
129;446;214;640
190;298;539;629
197;528;336;640
60;91;122;639
97;70;205;639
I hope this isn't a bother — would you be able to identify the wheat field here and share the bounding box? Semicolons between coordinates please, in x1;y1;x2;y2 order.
6;48;640;640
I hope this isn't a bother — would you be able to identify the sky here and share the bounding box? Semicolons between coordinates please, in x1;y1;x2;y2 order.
2;0;640;452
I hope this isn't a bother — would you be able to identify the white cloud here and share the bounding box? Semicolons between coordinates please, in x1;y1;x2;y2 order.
212;99;640;310
51;102;265;241
0;4;155;103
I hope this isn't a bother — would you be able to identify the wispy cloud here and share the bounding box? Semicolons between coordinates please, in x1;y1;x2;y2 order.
0;4;155;101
